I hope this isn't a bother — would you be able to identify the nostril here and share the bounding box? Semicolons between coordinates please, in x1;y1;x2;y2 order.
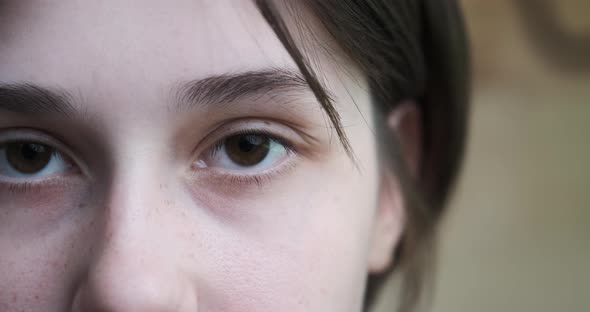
69;265;198;312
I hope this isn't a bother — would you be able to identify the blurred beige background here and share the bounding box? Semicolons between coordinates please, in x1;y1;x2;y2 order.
375;1;590;311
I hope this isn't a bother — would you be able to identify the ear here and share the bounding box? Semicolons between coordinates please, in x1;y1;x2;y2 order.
387;101;422;177
368;101;422;273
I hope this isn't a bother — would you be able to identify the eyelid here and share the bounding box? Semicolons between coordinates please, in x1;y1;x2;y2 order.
191;156;299;188
191;118;312;160
206;129;296;158
0;127;88;177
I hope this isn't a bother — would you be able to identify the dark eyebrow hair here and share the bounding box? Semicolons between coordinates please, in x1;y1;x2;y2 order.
173;67;315;111
0;68;337;119
0;83;77;116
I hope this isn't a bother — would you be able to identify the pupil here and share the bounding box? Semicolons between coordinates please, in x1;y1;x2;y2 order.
226;135;270;166
238;135;263;153
22;143;45;160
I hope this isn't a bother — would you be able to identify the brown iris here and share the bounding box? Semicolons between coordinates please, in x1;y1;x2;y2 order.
5;142;53;174
225;134;270;166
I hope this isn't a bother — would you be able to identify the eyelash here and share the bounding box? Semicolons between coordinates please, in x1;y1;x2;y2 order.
0;157;77;195
4;180;53;194
220;163;297;187
208;129;296;156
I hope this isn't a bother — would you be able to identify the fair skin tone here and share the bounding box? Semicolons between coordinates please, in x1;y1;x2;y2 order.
0;1;410;311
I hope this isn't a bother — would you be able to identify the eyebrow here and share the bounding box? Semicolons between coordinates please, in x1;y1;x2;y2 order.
0;68;316;116
0;83;77;116
173;67;311;111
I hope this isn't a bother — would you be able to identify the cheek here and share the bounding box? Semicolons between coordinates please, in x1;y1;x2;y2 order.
0;183;95;311
186;160;378;311
0;239;75;311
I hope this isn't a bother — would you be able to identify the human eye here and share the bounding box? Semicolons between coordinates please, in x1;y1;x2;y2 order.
198;130;293;170
192;122;302;186
0;129;79;190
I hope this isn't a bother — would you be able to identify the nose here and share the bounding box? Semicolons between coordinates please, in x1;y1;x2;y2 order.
71;182;198;312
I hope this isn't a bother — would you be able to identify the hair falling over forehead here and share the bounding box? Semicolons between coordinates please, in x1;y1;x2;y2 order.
254;0;470;311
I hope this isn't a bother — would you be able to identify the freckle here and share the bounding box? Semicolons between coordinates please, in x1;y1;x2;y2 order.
11;293;16;303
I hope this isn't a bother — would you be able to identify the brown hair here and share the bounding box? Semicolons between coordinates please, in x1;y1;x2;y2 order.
254;1;470;311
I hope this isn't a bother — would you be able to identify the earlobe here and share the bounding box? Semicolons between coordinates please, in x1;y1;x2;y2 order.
368;172;405;273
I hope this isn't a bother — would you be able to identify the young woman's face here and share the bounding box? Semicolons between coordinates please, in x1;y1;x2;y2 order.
0;1;403;311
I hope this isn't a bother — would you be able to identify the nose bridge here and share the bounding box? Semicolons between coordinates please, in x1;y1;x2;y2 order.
96;135;175;256
72;160;198;312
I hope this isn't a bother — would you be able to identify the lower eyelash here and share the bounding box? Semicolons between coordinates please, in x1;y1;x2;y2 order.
194;154;299;188
0;180;52;195
228;173;273;188
0;175;82;195
6;181;38;193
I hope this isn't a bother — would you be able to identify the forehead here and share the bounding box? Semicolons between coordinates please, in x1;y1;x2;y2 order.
0;0;296;90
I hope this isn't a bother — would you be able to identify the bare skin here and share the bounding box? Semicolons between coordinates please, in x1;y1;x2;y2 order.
0;1;406;311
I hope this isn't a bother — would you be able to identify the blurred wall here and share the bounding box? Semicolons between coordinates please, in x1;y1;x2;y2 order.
375;1;590;311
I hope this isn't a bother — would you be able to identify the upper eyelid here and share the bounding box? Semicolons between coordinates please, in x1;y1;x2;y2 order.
212;130;296;149
0;129;66;151
190;118;304;157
